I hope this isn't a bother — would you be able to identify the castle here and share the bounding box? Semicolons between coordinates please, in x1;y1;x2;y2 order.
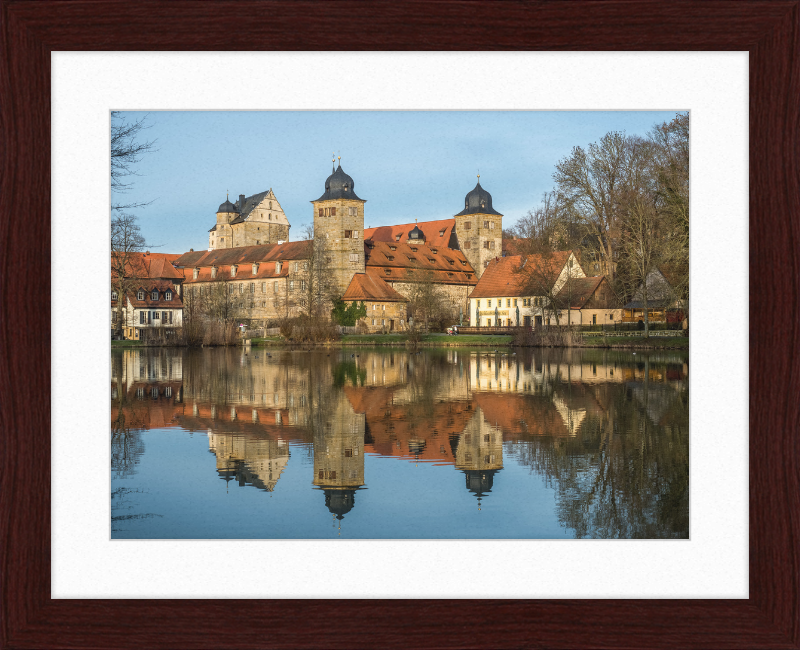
174;160;506;331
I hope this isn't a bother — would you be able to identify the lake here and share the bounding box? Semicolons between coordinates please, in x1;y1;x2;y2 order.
111;345;689;539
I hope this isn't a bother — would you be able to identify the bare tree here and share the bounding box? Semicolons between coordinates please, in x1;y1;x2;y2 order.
516;252;581;329
407;269;450;332
111;213;149;339
649;113;689;323
111;112;157;211
300;236;338;319
553;131;635;285
509;191;580;255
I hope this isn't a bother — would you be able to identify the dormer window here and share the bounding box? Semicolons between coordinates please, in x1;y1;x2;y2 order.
252;263;259;275
430;248;438;254
211;266;218;279
410;247;418;253
461;260;467;266
389;245;396;251
446;258;454;265
111;291;118;301
395;234;401;241
231;265;237;277
166;291;172;301
275;261;282;274
439;229;446;236
384;269;391;275
428;258;435;263
151;290;159;301
137;290;144;300
193;268;199;279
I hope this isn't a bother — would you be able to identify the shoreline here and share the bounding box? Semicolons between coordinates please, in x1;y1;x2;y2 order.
112;335;688;351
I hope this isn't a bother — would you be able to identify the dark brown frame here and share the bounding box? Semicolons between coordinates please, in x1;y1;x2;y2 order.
1;1;797;648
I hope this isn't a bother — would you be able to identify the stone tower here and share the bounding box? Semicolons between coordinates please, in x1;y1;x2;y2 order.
453;177;503;279
311;159;366;294
209;196;238;250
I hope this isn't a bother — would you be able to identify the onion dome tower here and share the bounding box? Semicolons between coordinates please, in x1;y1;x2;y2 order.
453;175;503;279
311;156;367;293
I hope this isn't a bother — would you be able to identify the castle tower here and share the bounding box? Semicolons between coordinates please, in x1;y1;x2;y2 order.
311;158;366;294
209;196;239;250
453;177;503;279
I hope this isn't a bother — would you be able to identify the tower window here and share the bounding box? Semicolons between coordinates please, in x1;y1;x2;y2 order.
489;221;495;229
484;221;489;229
463;222;471;230
464;241;471;249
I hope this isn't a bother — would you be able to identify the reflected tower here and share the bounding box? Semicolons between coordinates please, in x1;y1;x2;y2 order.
312;393;366;521
452;408;504;508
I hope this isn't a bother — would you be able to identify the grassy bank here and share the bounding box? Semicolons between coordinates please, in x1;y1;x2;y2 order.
246;333;687;349
111;340;144;347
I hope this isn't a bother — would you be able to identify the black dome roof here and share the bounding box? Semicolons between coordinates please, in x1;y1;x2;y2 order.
455;180;502;217
407;224;425;241
315;163;364;202
463;469;499;497
217;198;238;214
324;488;357;520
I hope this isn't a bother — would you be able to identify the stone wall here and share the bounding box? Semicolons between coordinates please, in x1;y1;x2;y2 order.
359;301;408;332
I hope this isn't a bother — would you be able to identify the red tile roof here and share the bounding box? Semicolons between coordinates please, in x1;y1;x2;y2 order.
342;273;408;302
112;251;184;280
181;261;290;284
122;280;184;308
364;219;456;249
555;276;605;309
364;241;476;285
173;241;312;268
470;251;573;298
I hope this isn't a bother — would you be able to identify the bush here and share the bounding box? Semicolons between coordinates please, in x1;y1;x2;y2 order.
405;326;423;346
331;299;367;326
279;315;340;342
513;327;583;347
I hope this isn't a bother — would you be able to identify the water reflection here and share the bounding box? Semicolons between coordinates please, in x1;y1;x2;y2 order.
111;346;689;538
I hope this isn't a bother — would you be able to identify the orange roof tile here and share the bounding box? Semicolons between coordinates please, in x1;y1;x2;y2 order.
173;241;312;268
365;241;476;285
555;276;606;309
470;251;573;298
342;273;408;302
364;219;456;248
181;261;290;284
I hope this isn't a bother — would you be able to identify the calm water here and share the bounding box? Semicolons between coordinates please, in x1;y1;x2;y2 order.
111;345;689;539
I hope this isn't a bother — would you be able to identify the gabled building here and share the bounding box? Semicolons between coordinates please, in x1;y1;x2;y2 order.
111;251;185;339
554;276;621;326
209;189;289;250
622;267;685;326
468;251;584;327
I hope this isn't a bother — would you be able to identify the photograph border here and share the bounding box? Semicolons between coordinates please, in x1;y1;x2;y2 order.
2;1;798;647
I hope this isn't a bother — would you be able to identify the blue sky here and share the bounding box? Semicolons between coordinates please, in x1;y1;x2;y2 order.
113;111;680;254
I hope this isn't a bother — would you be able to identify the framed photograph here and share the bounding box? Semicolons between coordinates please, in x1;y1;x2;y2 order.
3;1;797;647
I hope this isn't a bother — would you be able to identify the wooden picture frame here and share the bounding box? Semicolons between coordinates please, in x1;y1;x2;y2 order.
1;1;797;647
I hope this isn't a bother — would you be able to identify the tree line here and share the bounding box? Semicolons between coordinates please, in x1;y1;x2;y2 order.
507;112;689;332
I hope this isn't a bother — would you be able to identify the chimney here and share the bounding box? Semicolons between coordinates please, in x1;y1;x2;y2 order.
145;250;150;255
239;194;246;210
